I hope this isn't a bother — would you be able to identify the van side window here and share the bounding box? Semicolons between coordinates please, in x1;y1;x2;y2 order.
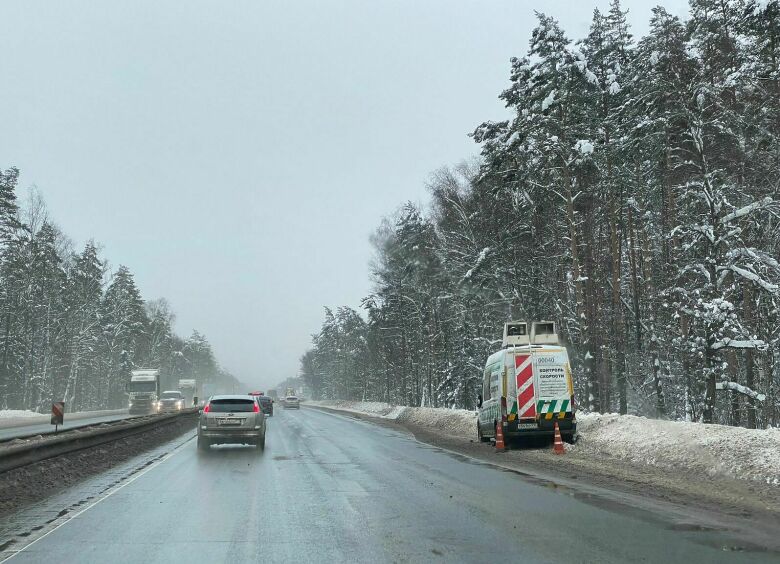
483;368;491;400
490;367;500;400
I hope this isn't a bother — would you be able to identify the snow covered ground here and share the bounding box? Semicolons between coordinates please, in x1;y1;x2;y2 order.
306;400;780;487
575;412;780;487
0;410;41;419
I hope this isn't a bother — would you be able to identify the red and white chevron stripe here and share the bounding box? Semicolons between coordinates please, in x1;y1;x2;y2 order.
515;354;536;418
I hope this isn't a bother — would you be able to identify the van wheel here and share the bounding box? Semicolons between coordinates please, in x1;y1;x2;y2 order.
256;435;265;451
197;437;209;451
477;422;489;443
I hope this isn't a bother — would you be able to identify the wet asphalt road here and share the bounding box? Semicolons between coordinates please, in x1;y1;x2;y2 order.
0;411;132;441
2;407;776;563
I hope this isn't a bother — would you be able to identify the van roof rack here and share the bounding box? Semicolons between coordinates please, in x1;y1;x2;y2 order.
502;321;559;347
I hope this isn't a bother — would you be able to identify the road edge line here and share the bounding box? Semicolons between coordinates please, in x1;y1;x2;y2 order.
1;433;195;562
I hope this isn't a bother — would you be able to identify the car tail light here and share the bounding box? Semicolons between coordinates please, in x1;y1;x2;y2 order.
203;403;211;413
253;402;260;413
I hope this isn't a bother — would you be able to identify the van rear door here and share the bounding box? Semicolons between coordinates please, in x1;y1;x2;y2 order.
533;348;572;420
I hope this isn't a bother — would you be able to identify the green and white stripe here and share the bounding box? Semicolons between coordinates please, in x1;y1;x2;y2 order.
537;399;570;418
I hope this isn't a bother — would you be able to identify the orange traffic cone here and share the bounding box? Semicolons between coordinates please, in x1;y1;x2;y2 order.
495;422;506;452
553;421;565;455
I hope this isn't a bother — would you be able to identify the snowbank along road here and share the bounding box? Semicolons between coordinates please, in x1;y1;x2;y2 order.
0;410;132;441
0;407;777;563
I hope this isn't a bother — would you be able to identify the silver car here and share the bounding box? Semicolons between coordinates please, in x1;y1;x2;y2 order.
158;390;186;412
283;396;300;409
198;395;266;452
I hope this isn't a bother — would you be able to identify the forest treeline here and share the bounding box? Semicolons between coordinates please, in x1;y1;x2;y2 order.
0;169;241;412
301;0;780;427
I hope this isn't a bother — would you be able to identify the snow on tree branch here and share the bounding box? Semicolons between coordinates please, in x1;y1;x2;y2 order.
720;197;774;225
722;265;779;293
462;247;491;281
710;338;767;351
715;381;766;402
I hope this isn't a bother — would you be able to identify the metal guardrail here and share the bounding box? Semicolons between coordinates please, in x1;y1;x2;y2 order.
0;408;199;474
0;414;143;444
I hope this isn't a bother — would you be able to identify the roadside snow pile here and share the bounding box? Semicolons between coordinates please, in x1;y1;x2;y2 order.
307;400;476;439
306;400;402;419
0;410;41;419
309;401;780;487
398;407;476;439
575;413;780;486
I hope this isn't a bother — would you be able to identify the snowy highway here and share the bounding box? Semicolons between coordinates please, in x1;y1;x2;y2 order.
1;407;777;563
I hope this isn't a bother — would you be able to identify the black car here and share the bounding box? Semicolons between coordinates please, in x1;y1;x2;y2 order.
256;395;273;416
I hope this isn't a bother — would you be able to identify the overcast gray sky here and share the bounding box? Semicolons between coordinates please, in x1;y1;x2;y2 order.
1;0;688;389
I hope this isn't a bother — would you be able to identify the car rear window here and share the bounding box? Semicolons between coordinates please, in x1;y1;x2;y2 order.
258;397;271;404
209;399;256;412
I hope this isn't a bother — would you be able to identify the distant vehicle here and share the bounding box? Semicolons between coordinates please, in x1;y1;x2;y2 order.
127;369;161;414
477;322;576;445
256;396;273;416
158;390;185;412
285;387;296;397
198;395;266;452
178;378;199;406
283;396;300;409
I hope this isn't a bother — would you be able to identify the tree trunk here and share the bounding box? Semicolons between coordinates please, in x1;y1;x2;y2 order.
680;314;694;421
703;328;717;424
564;166;596;410
610;196;626;414
743;283;757;429
727;350;740;426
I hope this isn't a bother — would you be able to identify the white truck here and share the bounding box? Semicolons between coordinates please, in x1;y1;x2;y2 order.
127;369;161;414
178;378;200;407
477;321;576;445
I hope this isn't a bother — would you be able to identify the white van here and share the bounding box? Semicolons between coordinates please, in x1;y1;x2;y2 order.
477;321;576;444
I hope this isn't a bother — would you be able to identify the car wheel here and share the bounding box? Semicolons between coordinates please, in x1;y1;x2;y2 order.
197;436;209;451
256;434;265;451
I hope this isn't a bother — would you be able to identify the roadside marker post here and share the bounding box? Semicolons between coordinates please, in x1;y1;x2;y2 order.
51;401;65;433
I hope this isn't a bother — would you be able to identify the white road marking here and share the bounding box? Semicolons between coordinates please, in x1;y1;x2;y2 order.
1;434;195;562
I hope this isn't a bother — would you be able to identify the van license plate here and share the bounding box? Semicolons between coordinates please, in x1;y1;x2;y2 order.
517;423;537;429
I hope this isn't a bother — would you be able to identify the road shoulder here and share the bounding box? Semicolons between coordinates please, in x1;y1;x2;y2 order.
305;404;780;553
